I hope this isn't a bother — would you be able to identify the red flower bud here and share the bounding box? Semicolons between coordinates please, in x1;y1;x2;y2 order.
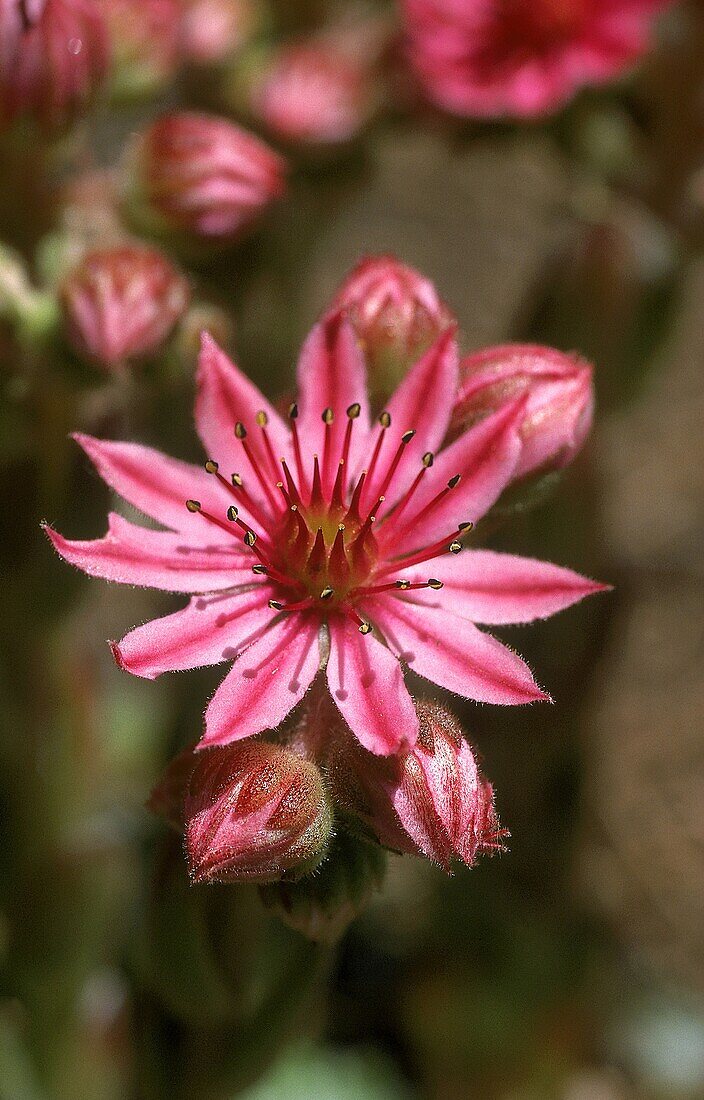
98;0;180;100
452;344;594;480
125;111;287;243
147;744;198;830
0;0;110;133
59;244;189;370
180;0;258;66
250;42;371;146
331;254;456;399
330;699;504;872
185;741;333;884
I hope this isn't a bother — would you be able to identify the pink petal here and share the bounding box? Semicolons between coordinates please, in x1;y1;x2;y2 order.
195;334;289;516
44;512;251;593
295;313;371;481
201;614;321;746
381;398;523;550
113;589;274;679
368;597;549;705
74;433;227;534
398;550;609;625
326;614;419;755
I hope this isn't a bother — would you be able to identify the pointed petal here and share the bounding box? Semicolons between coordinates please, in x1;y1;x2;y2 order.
74;433;228;534
44;512;251;592
195;334;289;514
326;615;419;755
399;550;610;625
368;597;549;705
112;589;274;679
381;398;523;550
201;614;321;747
295;313;371;476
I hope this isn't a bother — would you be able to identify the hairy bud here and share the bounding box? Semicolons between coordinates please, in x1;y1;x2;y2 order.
185;741;333;884
59;244;189;370
452;344;594;480
124;110;287;244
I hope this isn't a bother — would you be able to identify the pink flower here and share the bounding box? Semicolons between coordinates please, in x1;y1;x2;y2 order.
126;111;287;242
59;244;190;370
401;0;672;119
0;0;110;132
179;0;257;66
452;344;594;480
183;740;333;883
98;0;180;99
330;698;505;870
46;310;606;756
250;42;371;146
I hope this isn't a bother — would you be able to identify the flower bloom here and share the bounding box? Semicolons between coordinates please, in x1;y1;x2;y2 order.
0;0;110;133
125;111;286;242
401;0;672;119
59;243;189;370
183;740;333;883
250;42;371;145
46;301;606;757
330;699;504;870
179;0;257;66
451;344;594;480
98;0;180;100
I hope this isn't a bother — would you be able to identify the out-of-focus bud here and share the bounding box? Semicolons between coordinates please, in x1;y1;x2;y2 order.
260;832;386;943
185;740;333;884
123;111;287;246
249;40;372;146
330;699;504;872
0;0;110;134
452;344;594;480
59;244;190;370
180;0;259;67
331;254;456;401
147;744;198;829
98;0;180;101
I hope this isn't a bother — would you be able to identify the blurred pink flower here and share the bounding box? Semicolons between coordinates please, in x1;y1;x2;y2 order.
251;42;371;145
452;344;594;479
0;0;109;132
183;740;332;883
98;0;180;98
128;111;286;241
401;0;672;119
179;0;256;65
46;304;606;756
59;244;189;370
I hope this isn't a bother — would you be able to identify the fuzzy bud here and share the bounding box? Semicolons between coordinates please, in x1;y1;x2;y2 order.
98;0;180;101
331;254;455;400
330;699;504;872
124;110;287;244
452;344;594;480
185;740;333;884
59;244;189;370
0;0;110;134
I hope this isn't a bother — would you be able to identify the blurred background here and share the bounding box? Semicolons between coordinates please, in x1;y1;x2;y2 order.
1;1;703;1098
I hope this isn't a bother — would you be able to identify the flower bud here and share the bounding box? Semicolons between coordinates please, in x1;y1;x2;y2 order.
331;254;455;400
0;0;110;134
98;0;180;101
59;244;190;370
260;832;386;943
180;0;259;67
146;744;198;830
330;700;504;872
124;111;287;244
185;740;333;884
249;41;371;146
452;344;594;480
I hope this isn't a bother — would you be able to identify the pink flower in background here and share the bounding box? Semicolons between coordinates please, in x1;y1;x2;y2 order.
401;0;672;119
127;111;286;241
46;300;605;757
251;42;371;145
59;244;189;370
0;0;109;132
452;344;594;479
179;0;257;66
98;0;180;99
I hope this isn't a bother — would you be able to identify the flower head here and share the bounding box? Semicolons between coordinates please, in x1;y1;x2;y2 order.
452;344;594;479
125;111;287;243
46;291;606;757
98;0;180;100
0;0;110;133
59;243;189;370
180;0;257;66
402;0;672;119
